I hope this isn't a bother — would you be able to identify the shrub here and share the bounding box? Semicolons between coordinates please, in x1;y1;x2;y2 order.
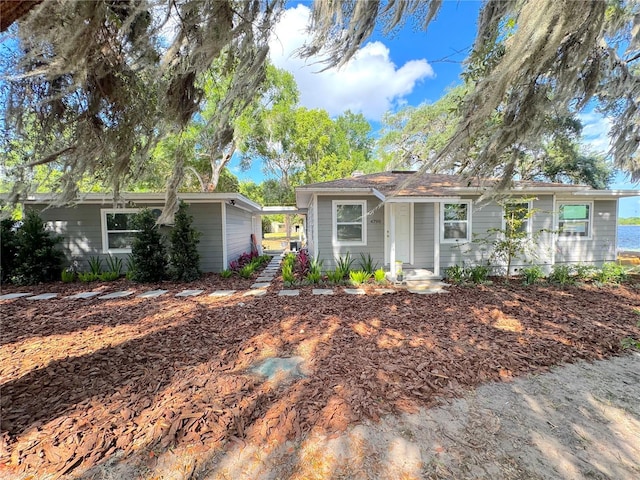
305;257;323;284
296;248;310;276
127;209;167;282
374;267;387;283
282;263;295;285
105;256;124;276
521;265;544;285
326;269;344;284
444;264;466;284
573;264;596;281
358;253;378;275
468;264;490;284
88;256;103;275
595;262;627;284
169;202;202;281
548;264;574;285
11;210;64;285
220;269;233;278
1;218;18;283
78;271;99;282
239;262;257;278
99;271;120;282
349;270;371;285
335;252;355;278
61;269;76;282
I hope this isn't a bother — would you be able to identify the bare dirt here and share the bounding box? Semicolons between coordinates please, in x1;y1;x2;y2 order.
1;272;639;479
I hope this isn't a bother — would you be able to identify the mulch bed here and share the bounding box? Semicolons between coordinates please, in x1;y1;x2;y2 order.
1;274;639;478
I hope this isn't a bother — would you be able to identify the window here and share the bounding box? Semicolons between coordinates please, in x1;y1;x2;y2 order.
503;201;532;236
557;202;592;238
441;201;471;242
333;200;366;245
101;209;139;253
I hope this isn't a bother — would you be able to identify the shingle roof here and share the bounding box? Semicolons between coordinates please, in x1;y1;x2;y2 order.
297;171;591;197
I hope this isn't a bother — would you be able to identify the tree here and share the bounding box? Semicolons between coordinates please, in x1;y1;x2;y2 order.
0;218;19;283
303;0;640;184
169;202;201;282
128;209;167;282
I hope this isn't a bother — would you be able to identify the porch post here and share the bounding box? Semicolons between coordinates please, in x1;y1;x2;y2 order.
389;204;397;277
433;202;440;277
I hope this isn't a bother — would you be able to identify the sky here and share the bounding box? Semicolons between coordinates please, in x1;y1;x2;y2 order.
227;1;640;217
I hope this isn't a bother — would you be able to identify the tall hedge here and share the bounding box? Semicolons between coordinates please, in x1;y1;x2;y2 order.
127;209;167;282
169;202;201;281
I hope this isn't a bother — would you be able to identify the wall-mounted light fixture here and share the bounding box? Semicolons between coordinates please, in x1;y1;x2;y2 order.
228;199;236;206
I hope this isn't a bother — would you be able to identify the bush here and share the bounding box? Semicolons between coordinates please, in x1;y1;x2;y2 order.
468;264;490;284
349;270;372;285
374;267;387;283
574;264;596;281
335;252;355;279
78;271;99;282
282;263;295;285
220;269;233;278
127;209;167;282
521;265;544;285
88;256;103;275
326;269;344;284
11;210;64;285
358;253;378;274
169;202;201;282
61;269;76;283
99;271;120;282
444;264;466;284
595;262;627;284
548;264;574;285
1;218;18;283
105;256;124;276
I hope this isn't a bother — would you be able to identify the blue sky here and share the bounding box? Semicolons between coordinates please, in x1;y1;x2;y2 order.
230;1;639;217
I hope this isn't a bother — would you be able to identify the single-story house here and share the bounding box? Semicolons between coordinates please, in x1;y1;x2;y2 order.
25;192;267;272
295;171;640;276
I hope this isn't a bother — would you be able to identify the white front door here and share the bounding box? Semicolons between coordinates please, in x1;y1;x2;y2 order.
393;203;412;265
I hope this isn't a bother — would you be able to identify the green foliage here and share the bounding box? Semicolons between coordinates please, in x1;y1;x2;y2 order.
11;210;64;285
61;269;76;283
619;217;640;225
468;264;490;284
88;256;103;275
1;218;19;283
127;209;167;283
305;257;324;284
358;253;378;275
521;265;544;285
169;202;202;282
239;262;257;279
349;270;372;285
335;252;355;278
282;263;296;285
374;268;387;283
594;263;627;284
105;256;124;276
573;264;596;281
548;265;575;285
326;269;344;284
78;272;99;282
99;271;120;282
220;269;233;278
444;265;466;285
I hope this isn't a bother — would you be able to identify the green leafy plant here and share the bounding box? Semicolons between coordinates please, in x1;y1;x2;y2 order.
99;271;120;281
444;264;466;284
220;269;233;278
239;262;257;279
11;210;64;285
594;262;627;284
548;264;574;285
521;265;544;285
78;271;99;282
326;269;344;284
61;269;76;283
88;256;103;275
105;256;123;276
127;209;168;282
468;264;490;284
573;264;596;281
282;264;296;286
335;252;355;278
358;253;378;274
1;218;18;283
374;267;387;283
349;269;372;285
168;201;202;282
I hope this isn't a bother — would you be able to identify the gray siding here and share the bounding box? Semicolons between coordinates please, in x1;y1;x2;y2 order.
33;201;225;272
225;204;254;266
412;203;434;269
554;199;617;266
316;195;384;270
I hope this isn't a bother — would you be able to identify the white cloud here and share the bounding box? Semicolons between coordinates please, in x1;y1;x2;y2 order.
578;112;613;154
268;4;434;120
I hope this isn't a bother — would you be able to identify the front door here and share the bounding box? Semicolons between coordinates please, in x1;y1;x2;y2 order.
393;203;412;264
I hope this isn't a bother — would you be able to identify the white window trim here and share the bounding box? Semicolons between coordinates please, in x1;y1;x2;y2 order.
502;200;533;237
556;200;593;240
101;208;140;253
440;200;472;243
332;200;367;246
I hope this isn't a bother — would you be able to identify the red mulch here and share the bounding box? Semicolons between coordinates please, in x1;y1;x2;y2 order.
1;274;639;478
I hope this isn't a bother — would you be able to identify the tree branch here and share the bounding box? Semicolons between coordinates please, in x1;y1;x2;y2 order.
26;145;77;167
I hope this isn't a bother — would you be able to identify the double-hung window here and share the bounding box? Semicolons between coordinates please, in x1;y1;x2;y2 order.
101;209;140;253
333;200;367;246
441;201;471;242
504;201;532;236
557;202;592;238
